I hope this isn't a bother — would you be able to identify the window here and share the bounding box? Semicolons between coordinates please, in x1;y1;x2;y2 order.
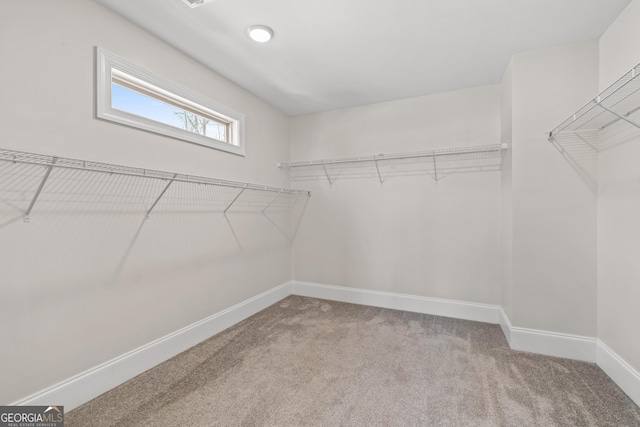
96;47;245;156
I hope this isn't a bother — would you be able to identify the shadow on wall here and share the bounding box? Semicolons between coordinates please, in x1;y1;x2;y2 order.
548;111;640;193
0;156;310;288
0;149;312;405
548;131;599;192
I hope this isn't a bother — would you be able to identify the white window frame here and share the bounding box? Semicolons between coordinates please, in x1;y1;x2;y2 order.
96;47;245;156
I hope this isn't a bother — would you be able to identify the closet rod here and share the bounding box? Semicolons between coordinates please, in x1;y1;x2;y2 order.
278;143;506;168
0;148;310;196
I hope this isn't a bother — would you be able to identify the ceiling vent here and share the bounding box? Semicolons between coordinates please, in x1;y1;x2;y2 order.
182;0;215;8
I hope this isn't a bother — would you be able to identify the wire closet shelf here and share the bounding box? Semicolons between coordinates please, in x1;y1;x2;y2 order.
548;62;640;150
0;147;310;222
278;144;507;184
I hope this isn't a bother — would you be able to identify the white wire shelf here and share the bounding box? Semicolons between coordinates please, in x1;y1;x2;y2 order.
0;147;310;223
548;62;640;149
278;144;507;184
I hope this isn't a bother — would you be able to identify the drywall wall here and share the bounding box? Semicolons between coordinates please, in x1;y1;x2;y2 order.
598;0;640;373
290;85;502;304
0;0;292;404
507;41;599;336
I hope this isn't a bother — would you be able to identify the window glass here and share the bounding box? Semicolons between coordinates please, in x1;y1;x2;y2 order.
96;47;244;156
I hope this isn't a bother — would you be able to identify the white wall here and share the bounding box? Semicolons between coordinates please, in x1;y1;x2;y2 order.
3;0;638;409
0;0;292;403
290;85;502;304
506;41;599;336
500;60;514;320
598;0;640;373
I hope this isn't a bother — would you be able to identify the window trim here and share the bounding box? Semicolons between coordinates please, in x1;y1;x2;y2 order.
95;47;245;156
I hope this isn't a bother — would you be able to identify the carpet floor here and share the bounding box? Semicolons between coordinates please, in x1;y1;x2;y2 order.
67;295;640;426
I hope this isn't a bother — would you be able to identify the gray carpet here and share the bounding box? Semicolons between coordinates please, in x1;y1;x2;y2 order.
67;296;640;426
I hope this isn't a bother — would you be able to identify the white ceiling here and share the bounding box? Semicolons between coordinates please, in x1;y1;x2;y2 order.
95;0;631;116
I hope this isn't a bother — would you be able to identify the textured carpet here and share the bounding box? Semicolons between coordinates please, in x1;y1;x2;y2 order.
67;296;640;426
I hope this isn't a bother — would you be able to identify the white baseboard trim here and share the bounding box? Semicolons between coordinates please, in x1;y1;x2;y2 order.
498;308;596;362
12;279;640;412
509;327;597;363
597;341;640;407
498;308;512;346
11;282;292;411
499;310;640;406
291;284;640;406
291;281;501;324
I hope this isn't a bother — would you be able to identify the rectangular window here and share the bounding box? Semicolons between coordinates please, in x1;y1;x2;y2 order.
96;47;245;156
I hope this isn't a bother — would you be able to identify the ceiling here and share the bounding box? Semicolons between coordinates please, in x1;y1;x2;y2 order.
95;0;631;116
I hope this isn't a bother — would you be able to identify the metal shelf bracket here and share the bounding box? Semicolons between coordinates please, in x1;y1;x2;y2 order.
595;100;640;131
24;157;57;222
374;159;383;184
433;156;438;181
224;183;249;215
321;164;333;186
145;174;177;219
262;189;283;215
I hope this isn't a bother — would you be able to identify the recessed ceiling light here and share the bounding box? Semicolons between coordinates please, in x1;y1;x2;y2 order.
248;25;274;43
182;0;215;8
